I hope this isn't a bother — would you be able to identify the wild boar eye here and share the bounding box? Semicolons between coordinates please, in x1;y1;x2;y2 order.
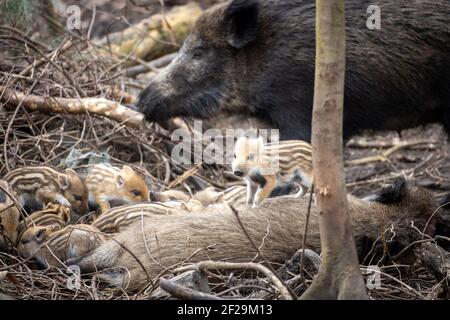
73;195;82;202
248;153;255;160
131;190;142;197
21;238;30;245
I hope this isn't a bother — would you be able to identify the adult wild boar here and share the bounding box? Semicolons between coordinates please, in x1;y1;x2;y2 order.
75;178;441;291
137;0;450;141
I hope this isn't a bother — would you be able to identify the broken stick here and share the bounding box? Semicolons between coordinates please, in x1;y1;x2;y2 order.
0;86;144;129
174;261;294;300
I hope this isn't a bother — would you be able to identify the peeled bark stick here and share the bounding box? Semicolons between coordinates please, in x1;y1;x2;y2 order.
94;3;202;62
159;278;222;300
174;261;293;300
0;86;144;129
301;0;368;300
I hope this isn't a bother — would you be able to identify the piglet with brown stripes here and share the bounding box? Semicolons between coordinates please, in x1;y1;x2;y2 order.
4;167;88;220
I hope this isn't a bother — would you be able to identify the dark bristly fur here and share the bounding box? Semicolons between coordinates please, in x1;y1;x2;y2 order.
137;0;450;141
364;178;408;204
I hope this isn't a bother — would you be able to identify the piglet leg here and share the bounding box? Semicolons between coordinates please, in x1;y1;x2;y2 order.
253;175;277;207
36;188;71;208
245;178;258;206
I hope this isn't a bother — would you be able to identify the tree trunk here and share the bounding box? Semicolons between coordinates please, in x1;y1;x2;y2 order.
300;0;368;300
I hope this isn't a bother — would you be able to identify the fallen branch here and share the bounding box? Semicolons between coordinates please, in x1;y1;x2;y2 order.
414;243;450;282
125;52;177;78
159;277;222;300
174;261;294;300
94;3;202;62
150;270;211;299
0;86;144;129
346;141;437;166
347;138;438;149
168;162;203;188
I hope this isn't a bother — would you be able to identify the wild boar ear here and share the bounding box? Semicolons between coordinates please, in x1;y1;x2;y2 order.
223;0;259;49
57;174;70;190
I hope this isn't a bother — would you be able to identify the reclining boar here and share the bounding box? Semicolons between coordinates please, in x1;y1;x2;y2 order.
75;178;441;291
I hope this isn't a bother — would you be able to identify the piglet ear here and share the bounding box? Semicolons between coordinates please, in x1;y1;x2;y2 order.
57;174;70;190
180;202;189;211
65;168;77;176
122;165;135;176
115;175;125;188
35;228;47;243
215;192;225;203
223;0;259;49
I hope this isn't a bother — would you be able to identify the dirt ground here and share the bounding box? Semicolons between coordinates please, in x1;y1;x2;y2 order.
345;125;449;200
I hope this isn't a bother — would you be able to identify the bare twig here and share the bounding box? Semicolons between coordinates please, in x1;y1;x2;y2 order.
159;277;223;300
346;141;438;166
174;261;293;300
299;184;315;286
